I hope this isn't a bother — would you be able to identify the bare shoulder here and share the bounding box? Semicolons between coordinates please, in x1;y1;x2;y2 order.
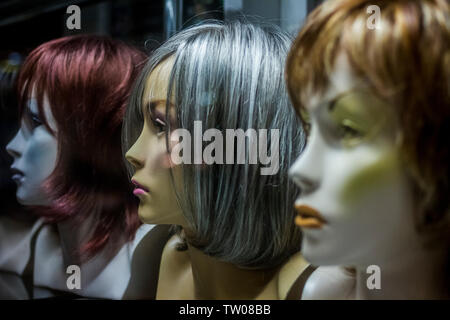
301;266;356;300
276;252;310;299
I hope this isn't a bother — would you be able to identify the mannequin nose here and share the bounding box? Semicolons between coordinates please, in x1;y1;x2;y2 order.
125;152;144;170
125;127;150;171
6;130;22;159
289;168;319;195
125;141;145;170
288;130;322;195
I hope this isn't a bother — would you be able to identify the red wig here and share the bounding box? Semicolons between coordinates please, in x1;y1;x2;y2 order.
17;35;147;260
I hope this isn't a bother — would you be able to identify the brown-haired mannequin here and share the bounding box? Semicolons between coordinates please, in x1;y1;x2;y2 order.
287;0;450;299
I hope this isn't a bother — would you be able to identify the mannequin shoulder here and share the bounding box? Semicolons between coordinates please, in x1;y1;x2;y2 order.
0;215;44;276
276;252;310;299
301;266;356;300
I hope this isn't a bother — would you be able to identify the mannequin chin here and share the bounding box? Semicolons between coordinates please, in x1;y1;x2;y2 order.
6;96;58;206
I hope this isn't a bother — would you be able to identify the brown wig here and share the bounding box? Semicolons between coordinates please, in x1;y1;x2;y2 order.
286;0;450;236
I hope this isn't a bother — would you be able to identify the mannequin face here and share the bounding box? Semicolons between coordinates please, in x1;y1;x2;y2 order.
126;58;185;226
289;54;418;267
6;96;58;206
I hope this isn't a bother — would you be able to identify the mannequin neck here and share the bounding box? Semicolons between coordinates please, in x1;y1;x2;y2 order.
186;244;280;299
355;241;448;299
57;213;125;266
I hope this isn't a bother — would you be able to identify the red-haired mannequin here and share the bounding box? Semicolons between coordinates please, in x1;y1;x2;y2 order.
0;53;42;299
5;35;151;299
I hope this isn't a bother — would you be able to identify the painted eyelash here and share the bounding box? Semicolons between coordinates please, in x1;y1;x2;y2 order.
151;116;167;134
155;118;166;127
340;120;361;136
29;113;43;128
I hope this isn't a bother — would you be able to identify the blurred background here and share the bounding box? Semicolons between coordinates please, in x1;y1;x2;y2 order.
0;0;325;57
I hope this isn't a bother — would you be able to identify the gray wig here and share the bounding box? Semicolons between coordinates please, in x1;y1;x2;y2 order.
123;20;305;269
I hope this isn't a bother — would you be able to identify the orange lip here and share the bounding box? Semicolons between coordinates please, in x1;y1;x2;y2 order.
294;204;326;229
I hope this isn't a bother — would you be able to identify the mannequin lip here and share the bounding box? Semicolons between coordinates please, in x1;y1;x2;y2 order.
294;204;327;229
10;167;25;185
131;178;150;195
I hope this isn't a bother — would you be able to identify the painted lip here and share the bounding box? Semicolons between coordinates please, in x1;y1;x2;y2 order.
131;178;149;196
294;204;327;229
10;167;24;185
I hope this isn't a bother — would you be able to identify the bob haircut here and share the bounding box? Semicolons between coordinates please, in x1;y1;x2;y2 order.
123;20;305;269
17;35;147;260
287;0;450;235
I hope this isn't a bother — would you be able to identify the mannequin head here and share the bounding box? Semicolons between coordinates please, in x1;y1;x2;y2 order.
6;35;146;259
286;0;450;267
124;21;305;269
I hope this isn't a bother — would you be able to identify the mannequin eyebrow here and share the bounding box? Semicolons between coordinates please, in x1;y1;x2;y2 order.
142;99;163;118
26;107;39;117
144;99;176;126
24;100;43;119
144;100;174;112
320;89;362;114
311;95;340;117
26;99;38;113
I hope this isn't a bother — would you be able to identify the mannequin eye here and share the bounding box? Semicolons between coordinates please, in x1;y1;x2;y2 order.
340;122;359;137
151;117;166;135
338;120;364;146
27;113;43;130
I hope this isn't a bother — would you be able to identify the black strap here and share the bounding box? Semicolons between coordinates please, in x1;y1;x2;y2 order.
22;222;46;298
285;264;317;300
123;224;173;299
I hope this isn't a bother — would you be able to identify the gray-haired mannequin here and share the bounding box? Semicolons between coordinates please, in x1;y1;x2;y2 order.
123;20;310;299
